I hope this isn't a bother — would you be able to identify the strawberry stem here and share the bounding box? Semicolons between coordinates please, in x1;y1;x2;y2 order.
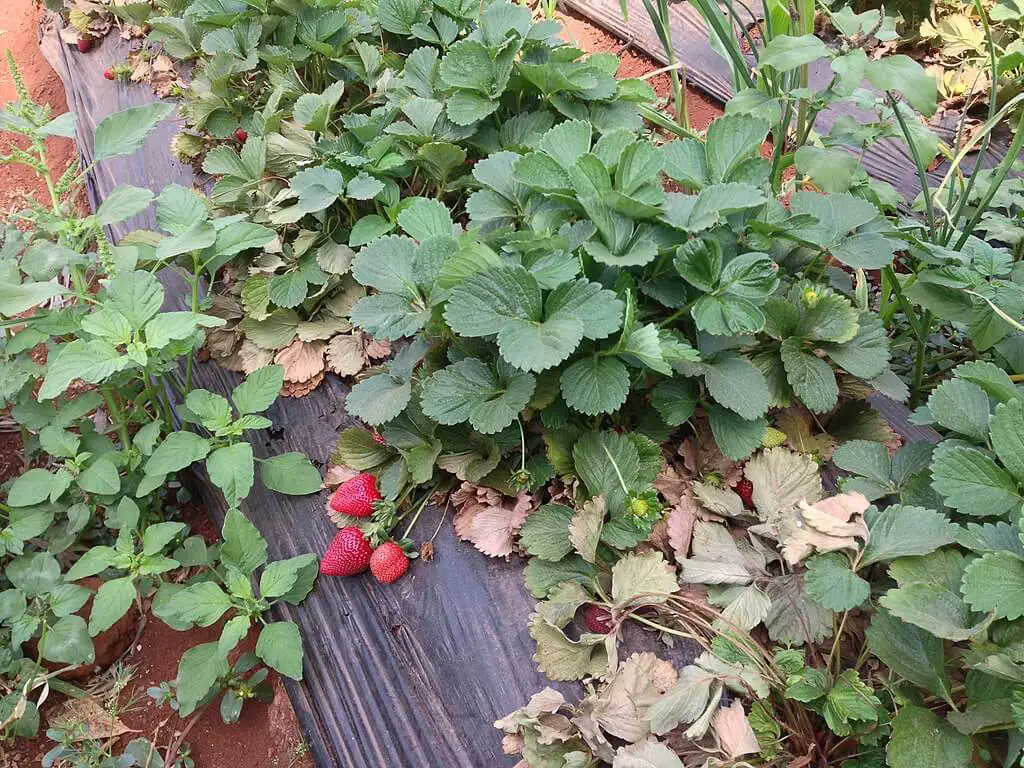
400;490;434;540
516;417;527;474
600;442;630;498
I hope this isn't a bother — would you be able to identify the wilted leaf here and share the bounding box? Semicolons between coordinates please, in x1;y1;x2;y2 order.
711;701;760;758
451;482;534;558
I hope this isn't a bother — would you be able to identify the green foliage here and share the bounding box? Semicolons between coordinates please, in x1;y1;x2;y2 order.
0;57;320;752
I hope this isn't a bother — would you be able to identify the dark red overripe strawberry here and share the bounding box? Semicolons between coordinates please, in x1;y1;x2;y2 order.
734;478;754;510
320;527;372;576
77;37;94;53
103;68;115;81
234;128;248;143
328;473;381;518
582;604;613;634
369;542;408;584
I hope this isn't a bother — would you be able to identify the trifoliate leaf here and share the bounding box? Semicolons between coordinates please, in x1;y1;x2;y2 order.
859;505;958;567
765;574;833;646
651;378;699;426
780;337;839;413
573;430;640;513
930;443;1021;516
707;406;766;461
611;551;678;608
886;706;972;768
880;582;989;640
519;504;574;562
420;357;534;434
804;552;870;612
647;665;715;735
703;355;770;420
560;356;629;416
529;612;608;681
961;552;1024;620
927;378;991;442
866;610;952;703
444;266;623;372
990;398;1024;482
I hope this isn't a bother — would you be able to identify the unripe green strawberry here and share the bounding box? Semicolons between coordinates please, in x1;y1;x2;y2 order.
761;427;787;448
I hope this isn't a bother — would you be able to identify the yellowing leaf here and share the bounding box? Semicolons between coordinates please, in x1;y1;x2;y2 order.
611;552;678;608
569;495;604;563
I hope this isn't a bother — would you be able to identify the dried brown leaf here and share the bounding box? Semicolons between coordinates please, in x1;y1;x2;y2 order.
364;338;392;360
451;483;534;558
666;496;698;564
711;701;759;758
325;332;368;377
55;697;135;741
281;370;324;397
275;339;326;383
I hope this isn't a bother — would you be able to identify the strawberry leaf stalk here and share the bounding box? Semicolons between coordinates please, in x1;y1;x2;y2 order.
509;418;532;492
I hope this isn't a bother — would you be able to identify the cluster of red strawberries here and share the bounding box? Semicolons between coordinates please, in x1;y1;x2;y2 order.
320;474;409;584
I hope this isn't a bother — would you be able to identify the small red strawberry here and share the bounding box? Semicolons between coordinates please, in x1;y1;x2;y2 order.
582;604;613;634
372;430;386;445
234;128;248;143
328;473;381;518
369;542;409;584
103;68;115;81
77;36;94;53
734;478;754;510
320;527;372;576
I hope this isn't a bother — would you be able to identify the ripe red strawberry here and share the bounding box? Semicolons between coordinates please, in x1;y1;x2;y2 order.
734;478;754;510
369;542;409;584
103;68;115;81
234;128;248;143
372;430;386;445
320;527;372;576
328;473;381;518
582;604;613;634
77;37;94;53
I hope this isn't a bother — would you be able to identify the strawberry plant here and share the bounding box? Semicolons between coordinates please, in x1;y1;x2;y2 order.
10;0;1024;764
0;56;324;755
